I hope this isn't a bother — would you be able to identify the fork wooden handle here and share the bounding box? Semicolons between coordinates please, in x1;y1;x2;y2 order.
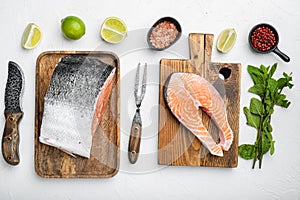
128;113;142;164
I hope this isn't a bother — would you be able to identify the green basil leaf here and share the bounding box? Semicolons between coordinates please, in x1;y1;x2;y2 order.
270;141;275;155
276;94;286;103
264;127;273;140
262;133;271;155
276;94;291;108
250;98;264;115
269;63;277;78
260;64;268;75
259;65;268;73
288;82;294;89
244;107;260;129
248;65;264;84
264;99;273;113
267;78;278;99
262;118;271;134
266;121;273;133
277;73;293;90
283;72;289;78
265;89;270;100
238;144;256;160
248;84;265;97
277;77;287;90
248;65;261;75
278;100;291;108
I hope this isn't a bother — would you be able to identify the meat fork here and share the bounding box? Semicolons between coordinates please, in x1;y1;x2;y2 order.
128;63;147;164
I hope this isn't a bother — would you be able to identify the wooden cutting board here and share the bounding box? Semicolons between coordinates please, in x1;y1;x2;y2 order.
35;51;120;178
158;33;241;168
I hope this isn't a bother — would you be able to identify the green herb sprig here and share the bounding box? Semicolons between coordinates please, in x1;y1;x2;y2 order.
238;63;293;169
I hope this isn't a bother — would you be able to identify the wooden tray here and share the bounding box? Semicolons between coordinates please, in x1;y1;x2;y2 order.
158;34;241;168
35;51;120;178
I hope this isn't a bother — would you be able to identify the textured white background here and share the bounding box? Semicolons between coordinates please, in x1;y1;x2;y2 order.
0;0;300;199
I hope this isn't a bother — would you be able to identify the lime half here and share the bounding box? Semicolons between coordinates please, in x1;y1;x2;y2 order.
100;17;127;43
21;23;42;49
217;28;237;53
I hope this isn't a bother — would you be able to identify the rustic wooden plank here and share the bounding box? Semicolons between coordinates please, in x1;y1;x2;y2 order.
158;33;241;168
35;51;120;178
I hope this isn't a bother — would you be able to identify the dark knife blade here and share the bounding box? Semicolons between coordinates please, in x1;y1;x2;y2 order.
2;61;24;165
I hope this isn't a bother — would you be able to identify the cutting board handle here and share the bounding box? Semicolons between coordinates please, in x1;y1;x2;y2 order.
189;33;214;75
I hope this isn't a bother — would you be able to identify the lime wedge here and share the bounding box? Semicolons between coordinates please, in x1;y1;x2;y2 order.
21;23;42;49
217;28;237;53
100;17;127;43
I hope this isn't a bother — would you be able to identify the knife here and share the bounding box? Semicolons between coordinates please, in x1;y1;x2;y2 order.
2;61;24;165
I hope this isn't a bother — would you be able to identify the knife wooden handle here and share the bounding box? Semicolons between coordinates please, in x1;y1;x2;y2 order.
2;112;23;165
128;122;142;164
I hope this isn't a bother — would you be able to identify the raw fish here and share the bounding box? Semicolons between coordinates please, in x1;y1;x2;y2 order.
40;55;115;158
164;72;233;156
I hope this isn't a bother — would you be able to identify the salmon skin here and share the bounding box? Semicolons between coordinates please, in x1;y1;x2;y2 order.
164;72;233;157
40;55;116;158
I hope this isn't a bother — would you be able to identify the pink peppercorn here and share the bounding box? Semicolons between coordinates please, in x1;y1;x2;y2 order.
250;26;277;52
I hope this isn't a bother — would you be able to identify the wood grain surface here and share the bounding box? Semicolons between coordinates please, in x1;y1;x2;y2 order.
2;112;23;165
35;51;120;178
158;33;241;168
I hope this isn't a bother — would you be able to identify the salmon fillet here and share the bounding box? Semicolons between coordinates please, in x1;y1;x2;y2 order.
164;72;233;156
39;55;116;158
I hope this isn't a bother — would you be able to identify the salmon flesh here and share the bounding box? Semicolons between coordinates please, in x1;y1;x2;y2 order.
164;72;233;157
40;55;116;158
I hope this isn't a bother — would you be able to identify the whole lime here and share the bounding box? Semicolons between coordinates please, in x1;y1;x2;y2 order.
61;16;86;40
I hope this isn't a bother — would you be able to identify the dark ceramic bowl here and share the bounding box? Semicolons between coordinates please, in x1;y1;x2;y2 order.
248;23;290;62
147;17;182;51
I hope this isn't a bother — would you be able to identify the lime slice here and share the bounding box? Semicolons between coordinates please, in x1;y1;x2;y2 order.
21;23;42;49
100;17;127;43
217;28;237;53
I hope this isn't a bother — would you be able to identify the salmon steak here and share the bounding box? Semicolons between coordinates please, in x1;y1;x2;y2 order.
40;55;116;158
164;72;233;157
